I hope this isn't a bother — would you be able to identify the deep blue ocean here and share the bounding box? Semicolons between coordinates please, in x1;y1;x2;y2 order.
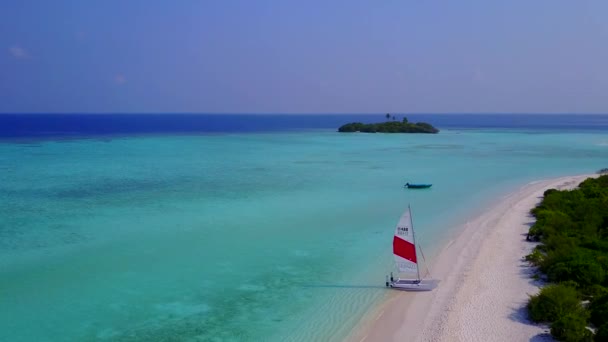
2;113;608;138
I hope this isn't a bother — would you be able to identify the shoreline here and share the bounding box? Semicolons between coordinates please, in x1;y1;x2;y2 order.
347;174;593;342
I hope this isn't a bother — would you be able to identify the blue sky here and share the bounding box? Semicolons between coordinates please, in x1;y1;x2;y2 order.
1;1;607;113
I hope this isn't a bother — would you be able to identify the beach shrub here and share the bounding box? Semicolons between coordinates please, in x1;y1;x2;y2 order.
528;284;583;322
560;280;581;289
590;294;608;328
528;210;574;241
586;285;608;299
525;175;608;341
550;312;593;342
526;247;545;265
595;324;608;342
544;188;558;196
546;259;605;288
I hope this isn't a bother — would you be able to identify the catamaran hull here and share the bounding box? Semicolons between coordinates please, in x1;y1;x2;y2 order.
389;279;438;291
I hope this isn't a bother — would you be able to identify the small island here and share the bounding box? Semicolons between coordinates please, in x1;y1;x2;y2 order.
338;116;439;134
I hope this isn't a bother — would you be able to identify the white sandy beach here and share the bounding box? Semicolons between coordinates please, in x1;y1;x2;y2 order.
349;174;593;342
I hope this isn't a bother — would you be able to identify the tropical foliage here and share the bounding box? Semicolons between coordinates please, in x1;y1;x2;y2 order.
526;175;608;341
527;283;584;323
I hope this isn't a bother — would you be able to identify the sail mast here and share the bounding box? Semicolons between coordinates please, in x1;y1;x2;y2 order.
409;204;421;281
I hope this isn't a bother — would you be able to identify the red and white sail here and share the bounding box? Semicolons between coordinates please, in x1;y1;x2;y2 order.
393;207;418;274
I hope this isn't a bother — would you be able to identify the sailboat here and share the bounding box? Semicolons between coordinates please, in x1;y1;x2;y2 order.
386;205;437;291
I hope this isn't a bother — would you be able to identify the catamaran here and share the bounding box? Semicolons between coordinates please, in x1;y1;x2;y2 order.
386;205;437;291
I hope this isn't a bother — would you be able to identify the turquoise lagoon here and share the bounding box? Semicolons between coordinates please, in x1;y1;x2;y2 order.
1;128;608;341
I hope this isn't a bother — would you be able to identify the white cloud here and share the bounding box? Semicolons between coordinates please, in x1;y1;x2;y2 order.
8;46;29;59
114;74;127;85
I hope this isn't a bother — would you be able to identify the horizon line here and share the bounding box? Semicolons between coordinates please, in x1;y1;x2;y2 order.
2;112;608;116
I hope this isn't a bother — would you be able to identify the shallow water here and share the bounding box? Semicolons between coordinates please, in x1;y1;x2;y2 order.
1;128;607;341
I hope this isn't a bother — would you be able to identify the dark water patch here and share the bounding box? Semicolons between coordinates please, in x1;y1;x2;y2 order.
0;138;46;145
243;167;269;172
6;170;320;205
373;147;408;152
3;114;608;141
293;160;332;165
54;178;169;199
413;144;465;150
26;152;56;157
59;231;88;245
53;137;92;143
0;210;89;251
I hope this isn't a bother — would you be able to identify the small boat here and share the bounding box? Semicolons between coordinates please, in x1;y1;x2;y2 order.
386;205;437;291
404;183;432;189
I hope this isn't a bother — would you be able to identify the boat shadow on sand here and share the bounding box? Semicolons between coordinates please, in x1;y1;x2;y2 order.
300;284;387;290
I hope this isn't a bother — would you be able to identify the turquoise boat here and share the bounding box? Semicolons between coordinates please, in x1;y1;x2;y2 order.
404;183;432;189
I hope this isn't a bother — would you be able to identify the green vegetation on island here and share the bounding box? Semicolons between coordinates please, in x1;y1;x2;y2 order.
338;116;439;133
525;174;608;342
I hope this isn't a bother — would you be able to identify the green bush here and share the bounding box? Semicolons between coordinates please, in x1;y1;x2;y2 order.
585;285;608;299
526;247;545;265
560;280;581;289
595;323;608;342
525;175;608;341
546;259;605;288
528;284;583;322
590;294;608;328
550;312;593;342
544;188;558;197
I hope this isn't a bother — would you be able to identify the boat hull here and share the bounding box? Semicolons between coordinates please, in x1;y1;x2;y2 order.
405;184;432;189
389;278;438;291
